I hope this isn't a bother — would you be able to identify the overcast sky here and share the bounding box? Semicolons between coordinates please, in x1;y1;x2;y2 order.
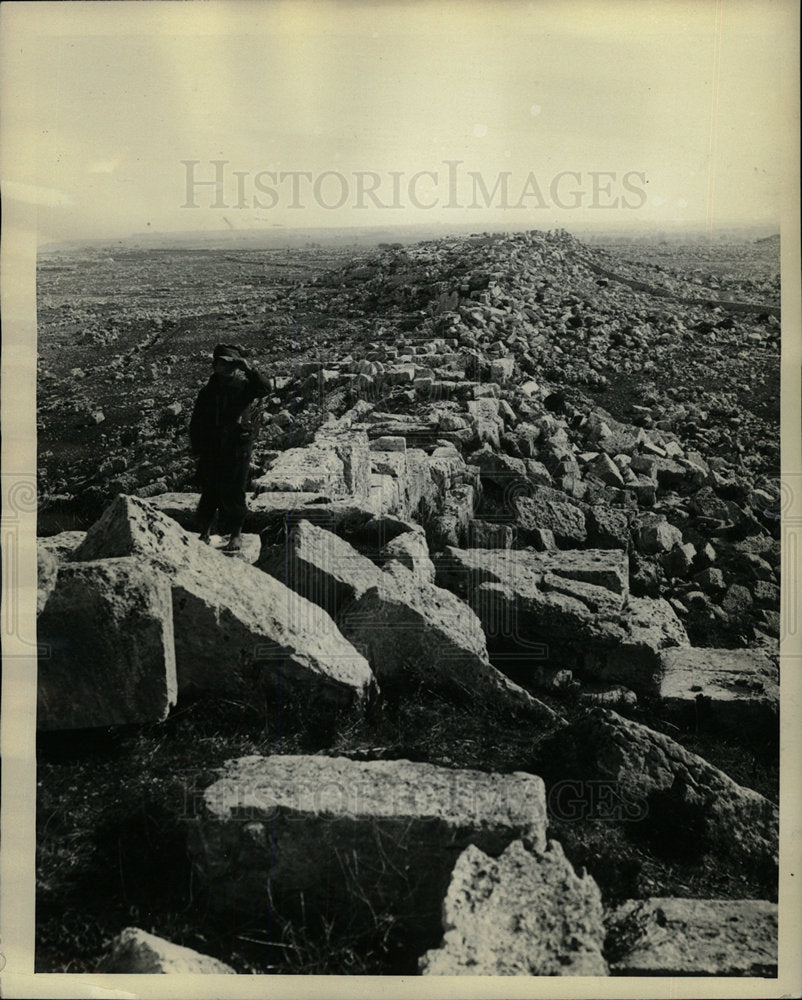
2;0;796;241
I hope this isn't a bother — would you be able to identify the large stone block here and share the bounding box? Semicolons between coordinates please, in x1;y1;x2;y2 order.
658;647;779;730
543;709;778;864
251;444;348;495
514;488;587;548
380;529;436;584
145;491;201;530
37;557;177;729
339;560;556;718
71;496;375;707
605;898;777;976
258;519;382;623
188;754;548;944
38;530;86;562
435;545;685;693
421;840;607;975
435;547;629;601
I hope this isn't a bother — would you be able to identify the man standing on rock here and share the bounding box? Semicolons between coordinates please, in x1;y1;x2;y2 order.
189;343;270;552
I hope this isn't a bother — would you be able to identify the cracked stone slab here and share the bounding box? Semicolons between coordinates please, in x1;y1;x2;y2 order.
188;754;548;940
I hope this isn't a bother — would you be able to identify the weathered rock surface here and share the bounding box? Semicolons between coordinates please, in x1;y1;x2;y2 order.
339;559;556;718
257;518;382;622
544;709;778;864
37;545;59;616
380;528;436;584
434;547;686;693
71;495;375;706
37;557;177;729
605;898;777;976
98;927;236;974
659;647;779;730
420;839;607;976
514;488;587;548
188;754;548;941
38;530;87;562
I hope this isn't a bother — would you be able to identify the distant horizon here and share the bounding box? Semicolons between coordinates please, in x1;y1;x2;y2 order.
38;218;782;253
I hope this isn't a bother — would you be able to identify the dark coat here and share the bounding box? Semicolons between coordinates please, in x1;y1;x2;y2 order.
189;367;270;461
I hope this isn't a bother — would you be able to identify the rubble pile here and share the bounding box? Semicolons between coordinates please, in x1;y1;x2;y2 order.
36;228;780;975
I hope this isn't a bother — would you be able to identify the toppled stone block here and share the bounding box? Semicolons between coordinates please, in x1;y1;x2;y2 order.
543;709;778;864
658;647;779;730
420;840;607;976
435;546;686;693
98;927;236;974
145;491;201;529
595;595;689;693
339;560;554;718
605;898;777;976
37;557;177;730
380;529;436;584
514;488;587;548
188;755;548;942
71;496;375;707
258;519;382;622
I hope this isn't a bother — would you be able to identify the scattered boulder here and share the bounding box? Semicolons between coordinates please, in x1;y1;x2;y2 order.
636;513;683;554
421;840;607;975
514;487;587;548
98;927;236;974
586;505;631;550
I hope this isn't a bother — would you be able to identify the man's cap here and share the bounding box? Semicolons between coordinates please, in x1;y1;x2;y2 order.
213;343;248;363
